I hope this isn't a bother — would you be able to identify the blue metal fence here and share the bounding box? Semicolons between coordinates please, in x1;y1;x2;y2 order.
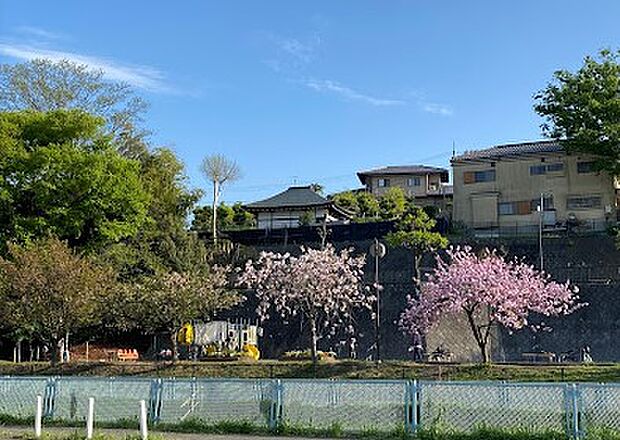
0;376;618;438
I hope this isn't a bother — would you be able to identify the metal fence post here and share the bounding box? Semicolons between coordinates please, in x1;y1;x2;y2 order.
565;383;581;439
148;378;163;423
407;380;419;433
571;384;582;440
43;377;57;418
269;379;283;430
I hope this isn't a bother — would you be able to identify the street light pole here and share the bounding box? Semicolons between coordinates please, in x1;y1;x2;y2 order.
538;192;544;271
370;239;386;362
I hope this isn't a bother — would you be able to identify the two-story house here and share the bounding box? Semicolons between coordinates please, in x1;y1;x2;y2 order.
245;186;351;230
451;140;618;234
357;165;452;209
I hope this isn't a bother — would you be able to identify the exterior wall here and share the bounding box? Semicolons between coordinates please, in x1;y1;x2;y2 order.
452;153;617;233
365;173;445;198
256;207;329;230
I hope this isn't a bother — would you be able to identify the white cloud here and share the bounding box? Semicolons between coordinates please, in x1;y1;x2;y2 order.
0;42;171;93
14;26;63;40
303;78;405;107
421;102;454;116
276;36;320;64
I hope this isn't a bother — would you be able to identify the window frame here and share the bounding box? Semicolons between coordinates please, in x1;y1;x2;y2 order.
566;195;602;210
377;178;391;188
530;163;564;175
407;176;421;187
577;161;596;174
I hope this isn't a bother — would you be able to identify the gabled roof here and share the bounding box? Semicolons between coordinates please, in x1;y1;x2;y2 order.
357;165;449;185
452;140;564;162
245;186;331;211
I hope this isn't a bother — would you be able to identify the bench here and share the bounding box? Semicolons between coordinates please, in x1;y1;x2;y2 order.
522;352;555;363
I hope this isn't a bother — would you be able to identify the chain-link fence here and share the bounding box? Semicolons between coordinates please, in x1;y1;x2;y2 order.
419;381;570;434
1;376;619;438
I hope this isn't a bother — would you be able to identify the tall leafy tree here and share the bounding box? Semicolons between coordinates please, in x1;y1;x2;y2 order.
0;58;148;156
0;110;149;251
535;49;620;174
400;246;582;363
385;204;448;287
0;237;116;363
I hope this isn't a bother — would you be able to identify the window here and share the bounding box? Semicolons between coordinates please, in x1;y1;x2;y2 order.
530;163;564;175
498;202;516;215
577;161;596;173
464;169;495;184
498;200;533;216
474;170;495;182
567;195;602;210
407;177;421;187
378;178;390;187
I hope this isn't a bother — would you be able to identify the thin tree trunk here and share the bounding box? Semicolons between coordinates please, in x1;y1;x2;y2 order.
477;339;489;363
413;254;422;293
170;330;179;362
212;180;219;245
309;318;318;366
50;338;60;365
465;308;491;363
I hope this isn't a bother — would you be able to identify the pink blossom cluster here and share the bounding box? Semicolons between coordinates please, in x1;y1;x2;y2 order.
400;246;583;340
238;245;375;339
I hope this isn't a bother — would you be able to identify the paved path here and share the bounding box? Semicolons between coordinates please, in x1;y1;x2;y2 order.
0;426;340;440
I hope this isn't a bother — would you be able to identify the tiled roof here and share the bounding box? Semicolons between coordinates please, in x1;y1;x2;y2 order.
358;165;449;176
452;140;564;162
245;186;331;210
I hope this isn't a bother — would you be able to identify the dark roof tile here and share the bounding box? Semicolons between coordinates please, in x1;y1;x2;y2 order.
358;165;448;176
245;186;330;210
453;140;564;162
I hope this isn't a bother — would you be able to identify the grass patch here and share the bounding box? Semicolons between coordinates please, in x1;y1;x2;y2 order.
0;360;619;382
3;418;620;440
4;428;592;440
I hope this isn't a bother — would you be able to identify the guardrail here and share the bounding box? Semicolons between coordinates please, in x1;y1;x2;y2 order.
1;376;619;438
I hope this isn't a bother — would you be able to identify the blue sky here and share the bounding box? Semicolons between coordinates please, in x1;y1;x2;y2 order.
1;1;619;204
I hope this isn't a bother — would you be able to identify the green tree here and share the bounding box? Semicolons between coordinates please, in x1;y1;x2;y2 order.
356;192;380;219
332;191;360;216
232;202;255;229
535;49;620;174
129;268;240;359
0;237;116;363
385;204;448;288
379;187;407;219
0;110;149;251
191;203;255;234
0;59;148;157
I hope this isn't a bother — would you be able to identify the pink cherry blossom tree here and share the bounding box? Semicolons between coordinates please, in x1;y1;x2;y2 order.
239;245;374;364
400;246;583;363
